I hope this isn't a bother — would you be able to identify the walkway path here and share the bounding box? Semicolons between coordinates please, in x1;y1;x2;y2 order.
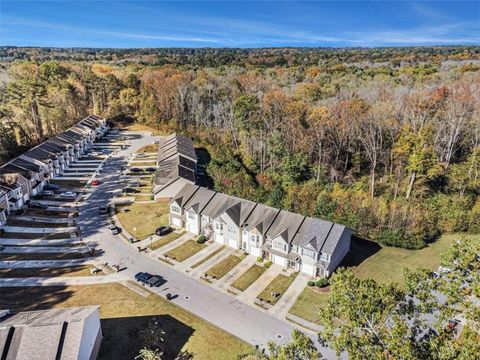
238;264;283;304
0;238;82;246
0;273;123;287
214;255;257;290
0;258;96;269
1;246;87;253
155;232;193;256
176;242;223;272
270;272;309;319
2;225;75;234
188;247;235;279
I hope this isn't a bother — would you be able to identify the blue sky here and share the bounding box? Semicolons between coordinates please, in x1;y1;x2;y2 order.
1;1;478;48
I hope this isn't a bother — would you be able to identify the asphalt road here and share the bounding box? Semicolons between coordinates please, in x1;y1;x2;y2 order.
78;132;339;359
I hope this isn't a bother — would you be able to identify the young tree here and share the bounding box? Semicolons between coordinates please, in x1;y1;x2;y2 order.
318;238;480;360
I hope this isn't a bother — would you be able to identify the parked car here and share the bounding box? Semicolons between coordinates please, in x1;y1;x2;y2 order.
135;272;152;285
59;191;77;198
89;151;100;156
145;167;156;172
130;168;142;173
108;225;119;235
102;149;111;154
99;205;109;214
129;181;140;188
146;275;164;287
155;226;172;237
27;202;48;209
43;184;60;190
136;153;146;158
124;187;138;194
91;179;100;186
41;190;55;197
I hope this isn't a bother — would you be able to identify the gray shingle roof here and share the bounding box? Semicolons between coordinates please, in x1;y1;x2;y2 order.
265;210;305;243
182;186;216;214
171;183;200;207
0;306;100;360
241;203;280;235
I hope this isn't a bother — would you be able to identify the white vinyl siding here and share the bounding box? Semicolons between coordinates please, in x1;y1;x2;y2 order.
171;205;181;213
301;248;317;260
273;240;287;252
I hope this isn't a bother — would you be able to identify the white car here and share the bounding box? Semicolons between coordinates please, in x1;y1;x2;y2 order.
59;191;77;198
108;225;119;235
41;190;55;196
90;151;99;156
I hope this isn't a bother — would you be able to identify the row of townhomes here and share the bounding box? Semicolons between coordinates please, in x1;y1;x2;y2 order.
169;184;352;278
0;115;107;226
154;133;198;198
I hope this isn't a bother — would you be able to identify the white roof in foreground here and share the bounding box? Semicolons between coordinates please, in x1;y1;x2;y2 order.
0;306;101;360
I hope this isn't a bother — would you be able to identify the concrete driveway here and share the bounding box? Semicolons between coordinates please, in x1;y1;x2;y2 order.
70;130;339;358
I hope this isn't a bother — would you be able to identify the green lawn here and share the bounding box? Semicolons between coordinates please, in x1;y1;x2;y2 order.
149;231;185;251
0;284;254;360
288;286;328;324
134;195;154;202
287;233;480;325
136;144;159;153
205;254;244;280
257;273;297;305
164;240;206;262
348;233;480;285
115;201;169;240
231;264;266;292
191;246;225;269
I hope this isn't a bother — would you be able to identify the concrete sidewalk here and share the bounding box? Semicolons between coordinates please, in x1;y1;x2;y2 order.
2;225;75;234
214;255;257;290
0;238;83;246
155;232;193;256
237;264;283;304
188;247;235;279
8;215;72;224
176;242;223;272
1;246;87;253
0;273;123;287
0;259;96;269
270;272;309;319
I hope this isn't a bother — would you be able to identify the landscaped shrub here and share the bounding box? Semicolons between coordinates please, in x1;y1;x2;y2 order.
256;256;263;263
197;235;207;244
316;278;329;288
307;280;315;286
264;260;272;269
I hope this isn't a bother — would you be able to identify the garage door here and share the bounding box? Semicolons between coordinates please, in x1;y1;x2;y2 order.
273;254;286;267
301;263;316;277
214;234;224;244
228;238;238;249
172;217;182;227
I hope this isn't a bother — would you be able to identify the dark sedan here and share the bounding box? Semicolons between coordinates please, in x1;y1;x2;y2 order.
155;226;172;237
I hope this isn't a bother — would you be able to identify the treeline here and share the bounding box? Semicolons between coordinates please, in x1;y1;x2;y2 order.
0;52;479;249
1;46;479;67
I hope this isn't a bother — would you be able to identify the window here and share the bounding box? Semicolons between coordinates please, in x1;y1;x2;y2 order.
320;252;330;262
250;234;259;245
215;222;223;231
301;248;317;260
228;226;237;234
187;212;195;220
274;240;287;252
171;205;181;213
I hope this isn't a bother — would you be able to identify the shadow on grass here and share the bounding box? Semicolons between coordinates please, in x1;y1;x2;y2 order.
99;314;194;360
0;286;75;311
340;235;382;268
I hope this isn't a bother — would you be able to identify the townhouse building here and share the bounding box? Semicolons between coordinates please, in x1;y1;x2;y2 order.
154;133;198;198
0;189;8;227
169;184;352;278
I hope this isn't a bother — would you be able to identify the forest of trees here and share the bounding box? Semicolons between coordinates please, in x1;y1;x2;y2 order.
0;47;478;249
